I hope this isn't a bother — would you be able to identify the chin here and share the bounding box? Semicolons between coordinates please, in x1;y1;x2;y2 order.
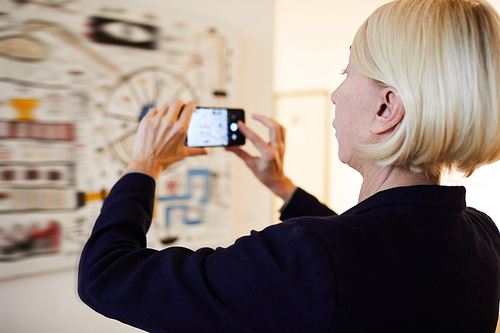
337;148;356;167
337;152;349;165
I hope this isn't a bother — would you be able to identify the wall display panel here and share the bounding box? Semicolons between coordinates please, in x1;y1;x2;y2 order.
274;91;331;222
0;0;237;280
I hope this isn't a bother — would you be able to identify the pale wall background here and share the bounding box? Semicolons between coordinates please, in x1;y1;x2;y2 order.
274;0;500;224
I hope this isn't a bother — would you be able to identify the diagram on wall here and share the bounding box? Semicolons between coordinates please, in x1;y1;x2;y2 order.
0;0;237;280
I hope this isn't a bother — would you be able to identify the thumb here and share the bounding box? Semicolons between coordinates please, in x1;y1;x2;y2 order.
225;147;255;166
186;147;208;157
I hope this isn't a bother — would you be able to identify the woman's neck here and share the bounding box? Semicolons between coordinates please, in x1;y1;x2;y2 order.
358;164;440;203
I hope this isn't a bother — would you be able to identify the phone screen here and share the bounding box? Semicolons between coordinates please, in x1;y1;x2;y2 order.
186;107;245;147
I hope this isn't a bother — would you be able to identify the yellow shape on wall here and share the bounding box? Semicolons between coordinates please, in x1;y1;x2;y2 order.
10;98;40;121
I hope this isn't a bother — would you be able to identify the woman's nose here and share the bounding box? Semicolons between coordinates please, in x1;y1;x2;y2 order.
330;89;338;105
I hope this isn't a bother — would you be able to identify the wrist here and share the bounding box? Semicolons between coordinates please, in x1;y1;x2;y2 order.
126;159;163;180
269;177;296;202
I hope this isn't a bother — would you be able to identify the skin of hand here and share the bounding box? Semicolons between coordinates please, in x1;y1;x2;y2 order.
126;100;207;180
225;114;296;201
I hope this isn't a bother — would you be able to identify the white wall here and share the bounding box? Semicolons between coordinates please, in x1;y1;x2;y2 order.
0;1;274;332
274;0;500;221
274;0;390;212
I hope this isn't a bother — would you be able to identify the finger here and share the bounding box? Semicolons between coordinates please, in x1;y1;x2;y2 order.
165;99;185;122
156;104;169;117
237;121;272;155
225;146;256;167
185;147;207;157
252;114;284;149
252;114;282;128
144;107;159;119
178;101;197;125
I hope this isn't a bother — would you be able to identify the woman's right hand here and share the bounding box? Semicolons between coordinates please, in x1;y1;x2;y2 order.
225;114;296;202
127;100;207;180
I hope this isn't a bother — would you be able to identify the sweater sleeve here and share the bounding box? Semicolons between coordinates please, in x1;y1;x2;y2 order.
78;173;335;333
280;187;337;221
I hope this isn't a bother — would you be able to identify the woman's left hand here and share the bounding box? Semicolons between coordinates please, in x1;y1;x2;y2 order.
225;114;296;201
126;100;207;180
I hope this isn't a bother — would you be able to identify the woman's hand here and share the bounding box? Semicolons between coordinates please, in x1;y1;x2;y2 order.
226;114;296;201
126;100;207;180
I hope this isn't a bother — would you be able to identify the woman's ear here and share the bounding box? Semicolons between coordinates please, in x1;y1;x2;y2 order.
369;88;405;134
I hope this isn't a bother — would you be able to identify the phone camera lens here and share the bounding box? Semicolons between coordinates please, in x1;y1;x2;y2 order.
230;123;238;132
231;133;238;141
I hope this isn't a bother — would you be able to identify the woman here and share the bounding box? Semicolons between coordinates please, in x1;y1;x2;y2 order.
78;0;500;332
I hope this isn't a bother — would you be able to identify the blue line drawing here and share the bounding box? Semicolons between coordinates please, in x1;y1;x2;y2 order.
165;205;202;225
158;169;211;227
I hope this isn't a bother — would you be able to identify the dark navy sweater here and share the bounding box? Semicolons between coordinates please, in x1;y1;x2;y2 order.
78;173;500;332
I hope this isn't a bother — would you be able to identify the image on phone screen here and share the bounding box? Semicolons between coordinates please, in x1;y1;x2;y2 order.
186;107;245;147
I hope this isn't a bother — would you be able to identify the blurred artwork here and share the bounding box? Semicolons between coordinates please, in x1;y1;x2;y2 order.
0;0;237;280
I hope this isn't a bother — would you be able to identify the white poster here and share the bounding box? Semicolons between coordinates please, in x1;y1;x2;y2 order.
0;0;237;280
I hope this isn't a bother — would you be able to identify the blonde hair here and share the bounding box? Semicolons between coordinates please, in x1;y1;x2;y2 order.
351;0;500;176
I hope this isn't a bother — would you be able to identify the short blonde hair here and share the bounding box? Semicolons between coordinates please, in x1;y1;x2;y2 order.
351;0;500;176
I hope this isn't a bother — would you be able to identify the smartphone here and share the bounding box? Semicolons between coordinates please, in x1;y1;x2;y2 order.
186;107;245;147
